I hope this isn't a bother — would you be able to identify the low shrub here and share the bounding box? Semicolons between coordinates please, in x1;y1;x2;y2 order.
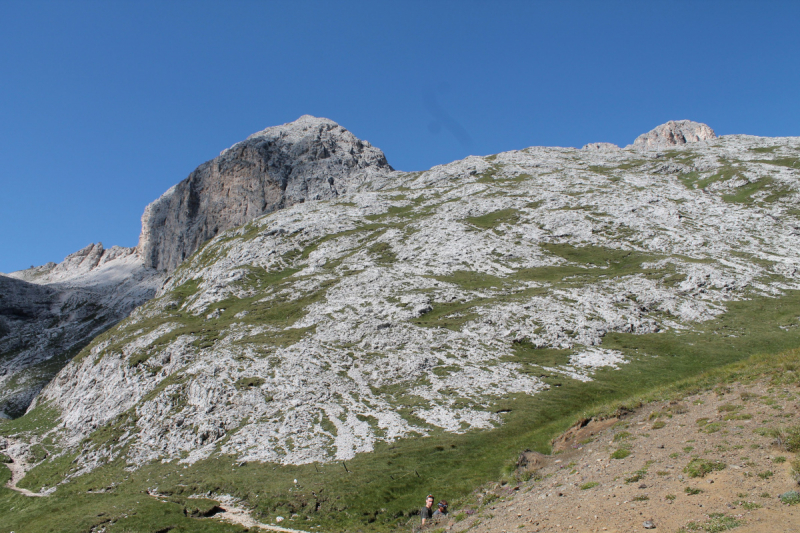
685;458;726;478
780;491;800;505
611;448;631;460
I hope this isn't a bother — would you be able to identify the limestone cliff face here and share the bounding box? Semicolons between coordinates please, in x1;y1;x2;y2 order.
137;115;393;272
631;120;716;149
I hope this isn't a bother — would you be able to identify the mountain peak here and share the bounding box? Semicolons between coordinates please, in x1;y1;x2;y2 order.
138;116;393;271
631;120;716;149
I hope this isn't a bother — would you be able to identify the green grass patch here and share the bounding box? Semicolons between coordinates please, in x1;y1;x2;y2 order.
0;402;61;436
432;271;506;291
750;146;780;154
504;340;572;368
611;448;631;460
780;491;800;505
513;243;662;285
685;458;726;478
465;208;521;230
755;157;800;169
579;481;599;490
722;175;793;205
234;377;266;390
411;299;488;331
678;513;743;532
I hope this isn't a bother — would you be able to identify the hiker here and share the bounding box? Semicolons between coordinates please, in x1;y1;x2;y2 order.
420;494;435;526
432;500;448;519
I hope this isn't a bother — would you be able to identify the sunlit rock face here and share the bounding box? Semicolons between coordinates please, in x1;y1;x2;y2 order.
137;115;393;272
631;120;716;150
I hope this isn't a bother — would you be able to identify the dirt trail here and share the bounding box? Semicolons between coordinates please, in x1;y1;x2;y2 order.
212;499;313;533
434;378;800;533
2;437;48;497
145;490;313;532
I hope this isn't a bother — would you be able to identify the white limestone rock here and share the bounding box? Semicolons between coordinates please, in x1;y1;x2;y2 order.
631;120;717;150
137;115;393;272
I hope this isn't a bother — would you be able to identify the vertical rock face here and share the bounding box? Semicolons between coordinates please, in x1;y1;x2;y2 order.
137;115;393;272
631;120;716;150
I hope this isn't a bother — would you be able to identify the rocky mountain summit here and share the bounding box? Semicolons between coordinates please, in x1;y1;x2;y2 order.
0;244;162;418
138;115;393;272
19;121;799;479
631;119;717;149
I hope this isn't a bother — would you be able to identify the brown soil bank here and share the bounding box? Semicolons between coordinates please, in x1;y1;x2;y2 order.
423;352;800;533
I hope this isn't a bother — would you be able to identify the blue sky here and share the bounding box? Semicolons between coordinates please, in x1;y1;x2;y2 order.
1;1;798;273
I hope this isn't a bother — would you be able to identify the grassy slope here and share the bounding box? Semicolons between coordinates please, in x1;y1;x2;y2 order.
3;288;800;532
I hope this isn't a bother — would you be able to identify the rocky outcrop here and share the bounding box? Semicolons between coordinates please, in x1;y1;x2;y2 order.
137;115;393;272
581;142;620;151
631;120;716;150
0;244;162;417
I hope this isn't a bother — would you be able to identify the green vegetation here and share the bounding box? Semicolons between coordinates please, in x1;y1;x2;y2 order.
722;175;792;205
678;513;743;532
432;270;506;291
750;146;780;154
610;448;631;460
369;241;396;263
613;431;632;442
780;491;800;505
234;377;265;390
465;208;521;230
506;340;572;368
755;157;800;169
579;481;599;490
685;458;726;478
685;486;704;495
513;243;662;285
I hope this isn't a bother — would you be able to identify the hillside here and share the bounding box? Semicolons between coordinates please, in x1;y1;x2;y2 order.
0;115;391;419
0;244;162;418
444;351;800;533
2;119;800;532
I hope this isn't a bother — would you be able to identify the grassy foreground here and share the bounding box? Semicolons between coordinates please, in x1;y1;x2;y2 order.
2;290;800;532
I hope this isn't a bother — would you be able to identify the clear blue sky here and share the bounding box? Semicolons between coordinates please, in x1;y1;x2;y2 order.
1;1;798;273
